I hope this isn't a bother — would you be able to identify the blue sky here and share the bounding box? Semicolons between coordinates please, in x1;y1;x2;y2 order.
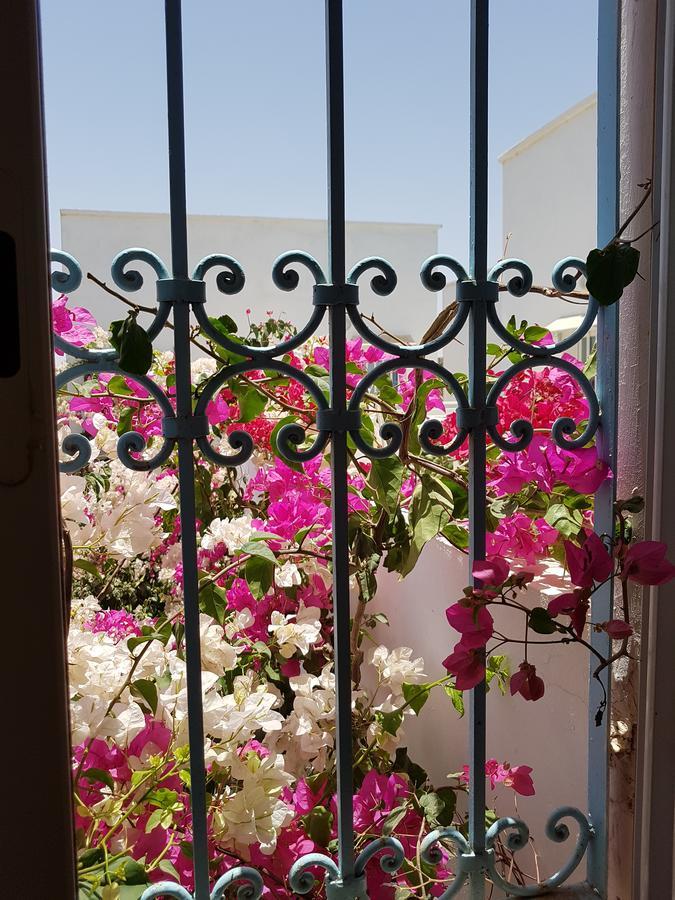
40;1;598;265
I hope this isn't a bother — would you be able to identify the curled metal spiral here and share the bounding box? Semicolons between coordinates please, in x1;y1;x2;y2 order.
56;362;176;472
288;852;341;894
140;884;193;900
192;250;327;360
484;806;594;897
347;357;470;458
345;254;471;359
50;250;115;362
110;248;172;342
354;836;405;877
485;356;600;452
419;827;473;899
194;359;330;466
210;866;265;900
486;257;597;358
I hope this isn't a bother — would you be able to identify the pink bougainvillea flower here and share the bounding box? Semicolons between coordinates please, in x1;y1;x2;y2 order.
461;759;536;796
502;765;536;796
510;661;545;701
442;641;486;690
599;619;634;639
548;588;590;638
52;293;97;354
446;602;494;649
564;531;613;588
621;541;675;586
472;555;509;587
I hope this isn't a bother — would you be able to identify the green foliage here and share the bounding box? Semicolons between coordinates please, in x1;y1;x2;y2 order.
586;243;640;306
529;607;557;635
110;314;153;377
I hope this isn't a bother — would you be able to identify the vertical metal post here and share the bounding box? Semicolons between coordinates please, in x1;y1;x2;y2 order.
325;0;355;881
588;0;620;894
164;2;210;897
468;2;489;897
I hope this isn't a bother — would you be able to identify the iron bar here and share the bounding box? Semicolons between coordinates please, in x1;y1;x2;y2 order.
164;2;211;897
588;0;620;892
468;2;490;898
324;0;356;881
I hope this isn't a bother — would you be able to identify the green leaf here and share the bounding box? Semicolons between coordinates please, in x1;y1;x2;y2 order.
107;374;134;396
368;457;405;516
583;343;597;380
441;522;469;550
130;678;158;715
218;314;238;334
240;540;276;564
379;709;403;736
443;683;465;717
381;802;410;836
544;502;584;539
78;847;105;869
127;619;172;653
245;555;274;599
123;861;148;886
399;476;452;576
529;607;557;635
116;405;134;437
110;315;153;376
199;582;227;625
270;416;304;472
486;655;510;695
586;243;640;306
158;860;181;882
303;805;333;847
238;387;267;423
392;747;428;789
402;682;431;715
523;324;550;343
81;768;116;791
73;558;101;578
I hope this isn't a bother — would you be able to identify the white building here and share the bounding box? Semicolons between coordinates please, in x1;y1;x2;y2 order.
59;209;443;352
498;94;597;357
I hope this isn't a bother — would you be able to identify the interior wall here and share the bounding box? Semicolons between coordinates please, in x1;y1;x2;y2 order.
0;1;76;896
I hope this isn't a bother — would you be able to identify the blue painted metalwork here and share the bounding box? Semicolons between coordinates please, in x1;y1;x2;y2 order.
52;0;621;896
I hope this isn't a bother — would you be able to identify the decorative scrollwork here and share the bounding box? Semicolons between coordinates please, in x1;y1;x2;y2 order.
193;253;246;295
192;250;327;360
50;250;116;362
486;257;597;358
484;806;594;897
347;257;397;297
345;254;471;359
110;248;172;342
210;866;265;900
56;362;176;472
139;883;194;900
347;357;470;458
194;360;329;467
288;852;341;894
487;258;533;298
354;836;405;877
485;356;600;452
419;827;473;899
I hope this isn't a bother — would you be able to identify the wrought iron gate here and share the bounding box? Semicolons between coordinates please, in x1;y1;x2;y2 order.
52;0;619;896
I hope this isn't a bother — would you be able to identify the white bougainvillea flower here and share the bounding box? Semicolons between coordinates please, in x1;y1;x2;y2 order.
200;513;254;553
268;605;322;658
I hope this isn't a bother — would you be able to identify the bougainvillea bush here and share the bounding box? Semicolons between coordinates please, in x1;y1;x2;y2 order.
55;292;671;899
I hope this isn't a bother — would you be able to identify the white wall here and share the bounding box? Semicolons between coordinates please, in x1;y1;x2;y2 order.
498;95;596;335
59;209;444;352
367;99;599;889
374;538;590;889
